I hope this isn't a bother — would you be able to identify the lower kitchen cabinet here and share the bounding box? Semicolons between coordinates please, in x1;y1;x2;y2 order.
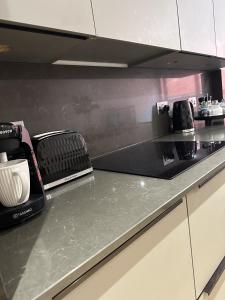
60;199;195;300
186;168;225;299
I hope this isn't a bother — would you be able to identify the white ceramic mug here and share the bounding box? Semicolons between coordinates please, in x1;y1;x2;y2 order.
0;159;30;207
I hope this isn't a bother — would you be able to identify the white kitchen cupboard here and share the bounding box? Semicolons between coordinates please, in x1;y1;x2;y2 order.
0;0;95;35
91;0;180;50
60;200;195;300
177;0;216;56
213;0;225;58
186;168;225;299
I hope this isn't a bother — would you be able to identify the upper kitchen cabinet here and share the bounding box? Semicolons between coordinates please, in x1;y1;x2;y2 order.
91;0;180;50
0;0;95;35
177;0;216;56
213;0;225;58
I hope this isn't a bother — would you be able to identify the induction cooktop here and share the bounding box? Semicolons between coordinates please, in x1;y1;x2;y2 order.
92;140;225;179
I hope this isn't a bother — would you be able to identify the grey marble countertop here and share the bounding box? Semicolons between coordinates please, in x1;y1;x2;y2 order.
1;125;225;300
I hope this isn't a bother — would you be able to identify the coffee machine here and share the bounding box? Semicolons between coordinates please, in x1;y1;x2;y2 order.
0;122;45;229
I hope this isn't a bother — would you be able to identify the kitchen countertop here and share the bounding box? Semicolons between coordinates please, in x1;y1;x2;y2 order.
1;125;225;300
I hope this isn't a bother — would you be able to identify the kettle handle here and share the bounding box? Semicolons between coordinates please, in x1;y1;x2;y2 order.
189;101;194;118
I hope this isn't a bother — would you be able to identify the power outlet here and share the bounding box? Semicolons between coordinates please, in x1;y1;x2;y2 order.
156;101;169;115
188;97;197;107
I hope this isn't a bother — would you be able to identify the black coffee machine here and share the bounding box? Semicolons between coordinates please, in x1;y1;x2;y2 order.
0;122;45;229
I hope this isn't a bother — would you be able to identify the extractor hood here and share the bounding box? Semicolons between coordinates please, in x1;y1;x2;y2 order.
0;23;225;70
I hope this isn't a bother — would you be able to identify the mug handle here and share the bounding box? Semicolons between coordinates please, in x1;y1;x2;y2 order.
12;171;30;204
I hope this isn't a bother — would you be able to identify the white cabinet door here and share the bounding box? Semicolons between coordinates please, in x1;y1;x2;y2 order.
186;168;225;298
91;0;180;50
213;0;225;58
0;0;95;35
177;0;216;55
61;200;195;300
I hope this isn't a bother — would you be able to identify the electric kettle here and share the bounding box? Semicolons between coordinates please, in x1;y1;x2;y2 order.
172;100;194;133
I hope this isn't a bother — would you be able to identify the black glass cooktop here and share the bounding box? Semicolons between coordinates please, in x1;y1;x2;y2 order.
92;140;225;179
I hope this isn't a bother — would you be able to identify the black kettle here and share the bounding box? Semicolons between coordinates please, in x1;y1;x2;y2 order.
172;100;194;133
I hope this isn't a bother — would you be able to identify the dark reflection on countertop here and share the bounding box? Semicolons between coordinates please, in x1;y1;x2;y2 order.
0;175;95;300
0;203;50;300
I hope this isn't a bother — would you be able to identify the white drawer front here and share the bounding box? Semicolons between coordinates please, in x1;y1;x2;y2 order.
60;200;195;300
187;168;225;298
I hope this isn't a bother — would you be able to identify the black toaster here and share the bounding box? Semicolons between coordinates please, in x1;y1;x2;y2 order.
32;130;93;190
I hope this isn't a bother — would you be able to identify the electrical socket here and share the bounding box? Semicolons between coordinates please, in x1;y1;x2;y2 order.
156;101;169;115
188;97;197;107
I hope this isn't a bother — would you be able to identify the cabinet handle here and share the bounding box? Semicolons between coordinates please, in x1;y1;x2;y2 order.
198;167;223;188
202;255;225;296
147;198;183;228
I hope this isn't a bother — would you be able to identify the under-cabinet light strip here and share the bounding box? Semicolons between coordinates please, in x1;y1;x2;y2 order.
52;60;128;68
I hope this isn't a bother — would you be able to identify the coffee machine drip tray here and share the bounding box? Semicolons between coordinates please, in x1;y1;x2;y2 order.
92;141;225;180
0;194;44;229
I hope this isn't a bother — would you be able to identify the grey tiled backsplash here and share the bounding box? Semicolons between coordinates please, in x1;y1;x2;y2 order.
0;62;211;157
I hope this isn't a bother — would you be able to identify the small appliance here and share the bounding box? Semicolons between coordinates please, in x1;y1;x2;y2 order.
0;122;45;230
32;130;93;190
172;100;194;133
